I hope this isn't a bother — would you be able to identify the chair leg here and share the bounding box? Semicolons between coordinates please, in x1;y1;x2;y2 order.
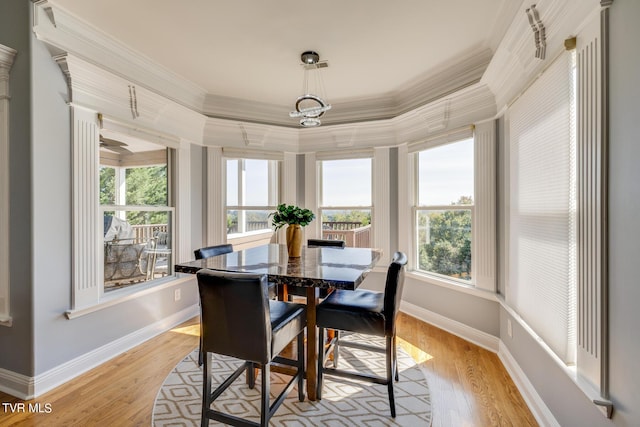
201;352;211;427
198;328;203;367
317;326;325;400
333;330;340;368
297;330;305;402
393;334;399;381
386;336;396;418
246;362;256;389
260;363;270;427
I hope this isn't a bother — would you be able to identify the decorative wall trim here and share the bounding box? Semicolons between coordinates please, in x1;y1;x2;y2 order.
373;147;391;264
0;305;198;399
396;144;413;266
54;54;206;145
573;2;611;412
0;44;16;326
473;121;497;291
206;147;226;246
70;107;102;309
304;153;319;241
483;0;599;112
203;118;299;152
282;152;298;205
175;142;192;264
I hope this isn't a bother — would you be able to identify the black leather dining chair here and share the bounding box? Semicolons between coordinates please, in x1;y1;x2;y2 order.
194;244;235;366
194;243;234;260
197;269;306;427
194;243;277;299
286;239;346;300
316;251;408;417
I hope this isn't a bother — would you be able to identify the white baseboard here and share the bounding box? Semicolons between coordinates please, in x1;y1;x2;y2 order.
498;341;560;427
0;304;199;399
400;301;558;426
400;301;500;352
0;369;34;400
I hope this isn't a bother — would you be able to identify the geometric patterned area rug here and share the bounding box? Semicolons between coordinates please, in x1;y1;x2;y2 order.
152;333;431;426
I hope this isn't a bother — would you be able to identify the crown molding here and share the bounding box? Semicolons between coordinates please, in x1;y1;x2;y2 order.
0;44;17;70
0;44;17;100
203;48;493;128
56;53;206;144
33;0;207;112
203;118;300;152
483;0;600;111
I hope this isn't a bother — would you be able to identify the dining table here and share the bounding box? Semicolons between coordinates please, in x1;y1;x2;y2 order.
175;243;382;401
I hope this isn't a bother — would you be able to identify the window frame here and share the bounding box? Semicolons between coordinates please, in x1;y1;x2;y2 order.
403;125;496;292
224;157;280;239
99;156;175;294
411;138;475;285
317;156;374;248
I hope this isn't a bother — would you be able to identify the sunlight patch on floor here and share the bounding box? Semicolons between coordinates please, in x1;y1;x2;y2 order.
397;337;434;364
171;324;200;337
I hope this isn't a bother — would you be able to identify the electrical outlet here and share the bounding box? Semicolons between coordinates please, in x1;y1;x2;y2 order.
174;289;181;301
507;318;513;338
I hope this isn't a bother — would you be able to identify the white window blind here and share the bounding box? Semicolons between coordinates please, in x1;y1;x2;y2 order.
508;52;577;364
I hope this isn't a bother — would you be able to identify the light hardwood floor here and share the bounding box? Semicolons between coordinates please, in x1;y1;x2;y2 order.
0;313;537;426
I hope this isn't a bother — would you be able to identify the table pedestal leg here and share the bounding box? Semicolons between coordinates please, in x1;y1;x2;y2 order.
306;287;319;401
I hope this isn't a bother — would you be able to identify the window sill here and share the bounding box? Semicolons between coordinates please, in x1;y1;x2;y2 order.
65;275;192;319
228;230;274;248
406;270;498;301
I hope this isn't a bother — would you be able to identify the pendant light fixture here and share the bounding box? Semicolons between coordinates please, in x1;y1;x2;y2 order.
289;51;331;127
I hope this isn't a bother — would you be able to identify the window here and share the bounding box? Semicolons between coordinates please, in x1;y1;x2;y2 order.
414;138;474;282
318;158;372;248
225;158;279;237
100;141;174;292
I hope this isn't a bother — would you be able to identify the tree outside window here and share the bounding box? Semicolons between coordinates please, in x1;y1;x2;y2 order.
415;138;474;281
100;146;172;291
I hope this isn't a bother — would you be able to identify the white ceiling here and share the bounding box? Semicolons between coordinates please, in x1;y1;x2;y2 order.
50;0;519;126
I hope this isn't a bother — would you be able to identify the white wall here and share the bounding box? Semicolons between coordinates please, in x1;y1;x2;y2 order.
607;0;640;424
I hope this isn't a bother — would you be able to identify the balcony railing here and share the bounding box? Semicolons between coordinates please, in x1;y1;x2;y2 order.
217;219;373;248
322;221;371;248
131;223;169;244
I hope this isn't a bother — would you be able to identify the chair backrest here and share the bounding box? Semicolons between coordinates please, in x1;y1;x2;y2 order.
383;252;408;335
197;269;272;363
194;243;233;260
307;238;346;248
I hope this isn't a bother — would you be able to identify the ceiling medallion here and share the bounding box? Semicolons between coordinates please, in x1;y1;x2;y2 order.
289;51;331;127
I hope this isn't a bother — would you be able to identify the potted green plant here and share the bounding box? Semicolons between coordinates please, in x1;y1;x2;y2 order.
270;204;315;257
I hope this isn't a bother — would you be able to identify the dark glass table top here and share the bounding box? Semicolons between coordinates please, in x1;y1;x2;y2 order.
175;243;382;290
